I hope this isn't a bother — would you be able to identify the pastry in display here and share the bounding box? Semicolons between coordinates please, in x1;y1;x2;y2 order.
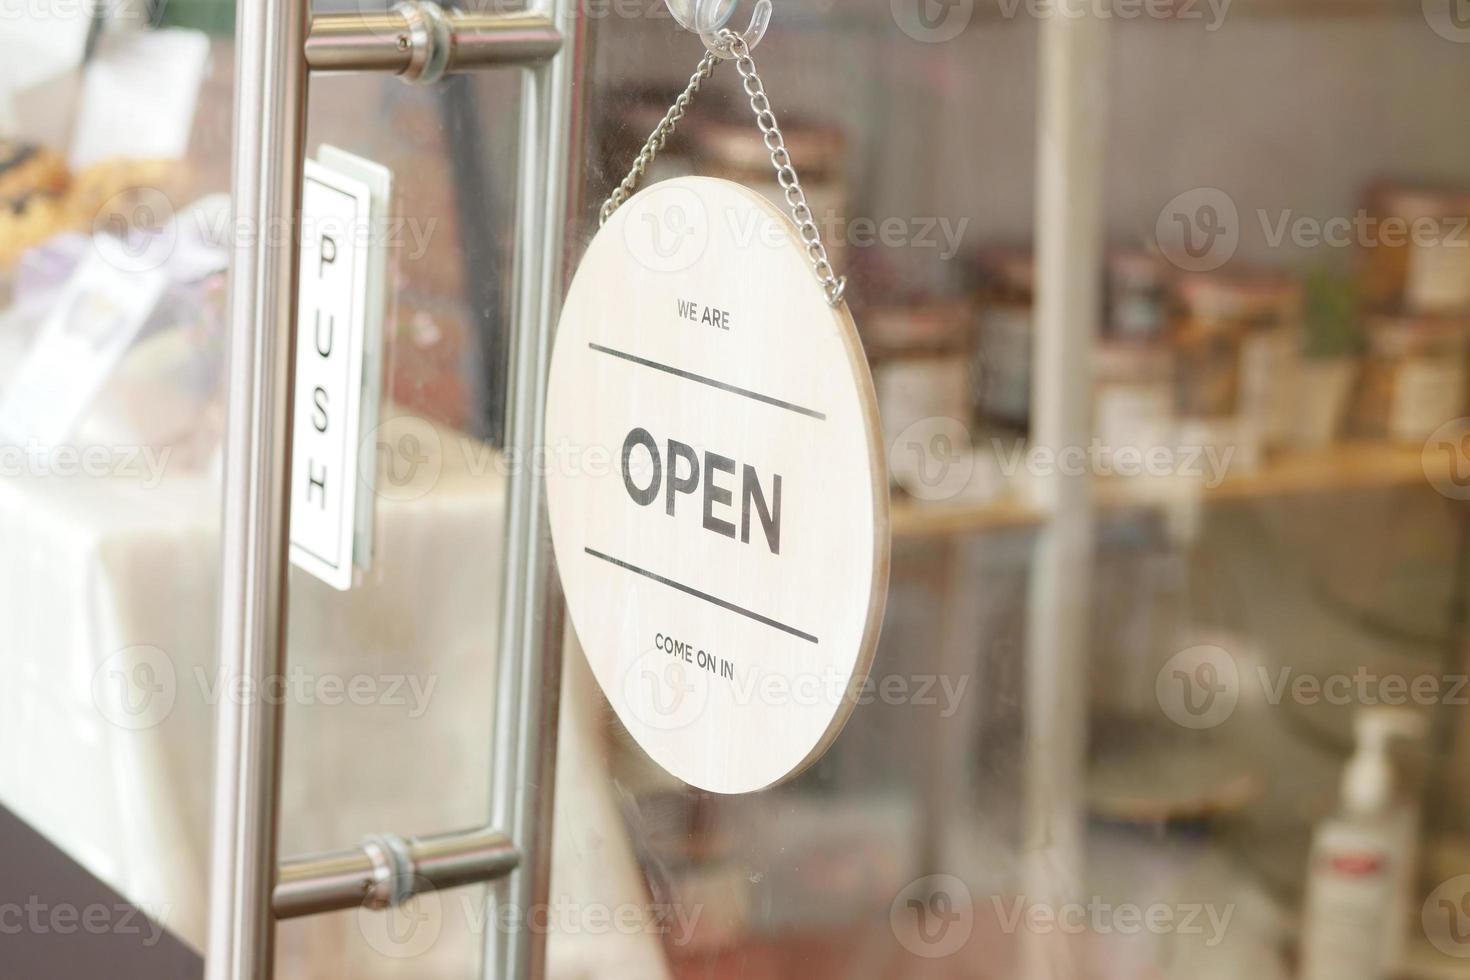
67;157;184;235
0;142;72;270
0;154;187;271
0;142;69;201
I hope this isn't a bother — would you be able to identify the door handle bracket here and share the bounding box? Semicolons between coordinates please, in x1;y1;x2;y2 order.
307;2;563;82
274;826;519;919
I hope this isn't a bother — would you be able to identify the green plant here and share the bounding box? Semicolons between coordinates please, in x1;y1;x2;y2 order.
1301;267;1363;359
153;0;236;35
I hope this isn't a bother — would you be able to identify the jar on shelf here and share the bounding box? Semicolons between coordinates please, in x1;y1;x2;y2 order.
973;248;1033;432
1353;315;1470;445
1172;276;1245;418
1107;249;1170;341
1361;182;1470;317
1239;278;1303;453
1093;340;1175;460
1175;272;1300;430
1173;272;1300;471
865;297;975;487
694;114;848;269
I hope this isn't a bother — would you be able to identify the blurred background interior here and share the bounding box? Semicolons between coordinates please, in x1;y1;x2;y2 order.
1;0;1470;978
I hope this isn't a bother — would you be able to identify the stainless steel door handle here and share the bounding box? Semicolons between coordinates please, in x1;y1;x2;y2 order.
209;3;582;977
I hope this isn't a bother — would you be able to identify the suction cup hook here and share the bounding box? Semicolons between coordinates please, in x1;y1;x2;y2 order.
664;0;735;32
701;0;770;59
664;0;770;59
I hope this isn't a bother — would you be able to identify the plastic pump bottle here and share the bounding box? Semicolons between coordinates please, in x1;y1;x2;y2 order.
1299;708;1427;980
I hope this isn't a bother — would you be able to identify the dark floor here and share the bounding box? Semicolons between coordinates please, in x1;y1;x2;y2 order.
0;803;202;979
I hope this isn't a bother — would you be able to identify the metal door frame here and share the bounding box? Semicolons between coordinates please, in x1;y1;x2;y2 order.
206;2;586;977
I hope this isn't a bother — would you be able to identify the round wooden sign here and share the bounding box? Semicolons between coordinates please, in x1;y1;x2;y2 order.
545;177;890;795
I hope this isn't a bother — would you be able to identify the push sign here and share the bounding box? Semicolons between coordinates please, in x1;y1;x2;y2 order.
288;148;389;591
545;177;889;794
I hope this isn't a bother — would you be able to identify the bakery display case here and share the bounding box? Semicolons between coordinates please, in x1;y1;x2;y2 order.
1;2;1468;979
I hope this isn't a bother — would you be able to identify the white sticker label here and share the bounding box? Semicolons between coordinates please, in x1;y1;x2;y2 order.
69;29;211;170
545;177;889;795
288;152;389;591
1407;238;1470;316
1392;356;1466;445
0;251;166;446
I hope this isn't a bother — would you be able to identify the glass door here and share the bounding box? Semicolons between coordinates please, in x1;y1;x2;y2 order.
542;4;1470;980
273;30;536;980
5;1;1470;979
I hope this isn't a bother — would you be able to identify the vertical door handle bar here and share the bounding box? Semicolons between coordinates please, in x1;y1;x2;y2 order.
206;0;308;975
485;1;586;977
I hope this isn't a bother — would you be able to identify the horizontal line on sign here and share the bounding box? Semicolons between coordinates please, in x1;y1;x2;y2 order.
583;547;820;645
588;343;827;421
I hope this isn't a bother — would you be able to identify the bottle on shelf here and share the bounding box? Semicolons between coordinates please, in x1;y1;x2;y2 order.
1298;707;1428;980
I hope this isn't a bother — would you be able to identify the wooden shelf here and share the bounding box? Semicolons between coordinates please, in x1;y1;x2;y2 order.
776;0;1423;32
893;442;1446;540
891;493;1045;539
1399;938;1470;980
1105;442;1437;506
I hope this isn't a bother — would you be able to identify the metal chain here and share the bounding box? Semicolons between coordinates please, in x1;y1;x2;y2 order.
723;31;847;306
598;29;849;307
599;51;721;226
